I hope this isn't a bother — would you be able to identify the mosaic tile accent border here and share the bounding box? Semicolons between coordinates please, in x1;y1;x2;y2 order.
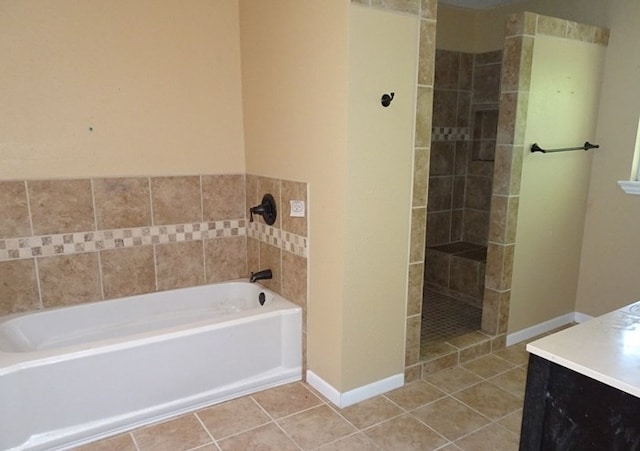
0;220;309;262
432;126;471;142
248;222;308;258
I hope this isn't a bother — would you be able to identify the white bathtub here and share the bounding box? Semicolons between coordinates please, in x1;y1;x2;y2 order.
0;281;302;451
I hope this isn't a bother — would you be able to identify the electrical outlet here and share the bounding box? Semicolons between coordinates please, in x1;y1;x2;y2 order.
290;200;305;217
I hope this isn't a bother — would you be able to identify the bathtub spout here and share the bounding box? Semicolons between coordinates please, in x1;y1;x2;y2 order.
250;269;272;283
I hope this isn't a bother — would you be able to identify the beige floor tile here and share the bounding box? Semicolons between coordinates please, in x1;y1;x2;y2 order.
339;395;403;429
277;404;356;449
421;341;458;360
316;432;381;450
412;396;490;441
461;354;516;379
197;396;271;439
454;423;519;451
252;382;323;419
364;414;448;451
492;343;529;366
423;366;483;394
447;332;491;349
487;367;527;399
72;433;136;451
384;380;446;410
498;408;523;435
217;423;299;451
132;414;212;451
452;382;523;420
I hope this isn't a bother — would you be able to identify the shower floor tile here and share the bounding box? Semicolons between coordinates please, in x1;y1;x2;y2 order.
421;289;482;348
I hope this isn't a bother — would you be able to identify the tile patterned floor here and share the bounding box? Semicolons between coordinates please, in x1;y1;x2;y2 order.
421;290;482;347
74;342;529;451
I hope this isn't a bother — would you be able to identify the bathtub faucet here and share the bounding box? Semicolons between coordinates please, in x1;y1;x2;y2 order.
250;269;272;283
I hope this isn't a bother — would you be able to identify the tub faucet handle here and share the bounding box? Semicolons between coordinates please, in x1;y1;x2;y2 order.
250;269;272;283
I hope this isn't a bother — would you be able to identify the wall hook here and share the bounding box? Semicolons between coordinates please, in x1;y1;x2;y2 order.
381;92;395;107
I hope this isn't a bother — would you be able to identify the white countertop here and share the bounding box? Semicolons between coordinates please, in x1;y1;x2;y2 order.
526;301;640;398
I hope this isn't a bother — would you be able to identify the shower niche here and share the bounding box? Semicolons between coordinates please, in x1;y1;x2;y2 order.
422;49;502;340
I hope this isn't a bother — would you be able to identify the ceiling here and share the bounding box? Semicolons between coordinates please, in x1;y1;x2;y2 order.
438;0;529;9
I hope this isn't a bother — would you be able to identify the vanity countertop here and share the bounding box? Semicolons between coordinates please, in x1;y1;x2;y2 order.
526;300;640;398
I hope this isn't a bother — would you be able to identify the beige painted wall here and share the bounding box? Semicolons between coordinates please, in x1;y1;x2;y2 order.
343;5;417;390
576;0;640;316
438;0;640;320
509;36;606;332
0;0;245;179
239;0;350;389
437;0;608;52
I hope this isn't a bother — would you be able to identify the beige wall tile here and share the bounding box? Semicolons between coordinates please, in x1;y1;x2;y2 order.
458;340;491;363
405;315;421;366
202;174;245;222
421;352;458;376
151;176;202;226
504;12;536;38
371;0;419;14
473;64;502;104
244;174;258;220
101;246;155;299
257;241;281;294
594;28;610;45
426;211;451;246
255;177;281;228
427;176;452;212
418;19;436;86
0;181;31;239
246;236;259;275
497;93;518;145
93;177;152;230
406;263;424;316
421;0;436;20
567;21;596;42
282;251;307;308
434;50;460;90
281;180;307;237
424;249;449;287
537;16;568;38
409;207;427;263
415;86;433;147
412;148;430;207
38;253;102;308
29;179;95;235
205;236;247;283
155;241;204;291
0;259;39;315
501;37;523;93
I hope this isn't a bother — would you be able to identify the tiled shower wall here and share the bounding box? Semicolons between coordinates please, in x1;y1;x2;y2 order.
427;49;501;249
0;175;307;319
424;49;501;306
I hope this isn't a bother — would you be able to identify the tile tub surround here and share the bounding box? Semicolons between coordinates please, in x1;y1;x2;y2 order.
0;175;308;317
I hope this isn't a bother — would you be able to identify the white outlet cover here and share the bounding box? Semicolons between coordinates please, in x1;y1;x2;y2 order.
290;200;305;217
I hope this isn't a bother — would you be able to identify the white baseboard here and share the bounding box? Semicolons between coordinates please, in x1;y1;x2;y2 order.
506;311;593;346
306;370;404;408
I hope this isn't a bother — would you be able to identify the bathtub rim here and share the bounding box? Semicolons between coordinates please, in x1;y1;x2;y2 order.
0;280;301;372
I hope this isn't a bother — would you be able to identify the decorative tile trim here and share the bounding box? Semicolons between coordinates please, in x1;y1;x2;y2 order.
0;220;246;262
0;222;310;263
248;222;308;258
432;126;471;142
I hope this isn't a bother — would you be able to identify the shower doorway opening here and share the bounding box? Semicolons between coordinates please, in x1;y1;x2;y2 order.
421;48;501;357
